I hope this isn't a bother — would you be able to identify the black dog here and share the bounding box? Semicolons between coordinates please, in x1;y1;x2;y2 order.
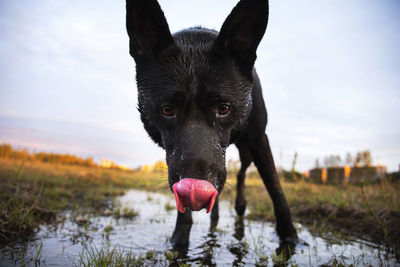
126;0;297;249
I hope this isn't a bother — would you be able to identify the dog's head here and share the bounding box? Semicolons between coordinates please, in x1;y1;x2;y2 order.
126;0;268;211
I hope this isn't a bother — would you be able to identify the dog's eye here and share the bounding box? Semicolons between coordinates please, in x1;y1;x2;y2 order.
217;103;231;116
161;104;175;117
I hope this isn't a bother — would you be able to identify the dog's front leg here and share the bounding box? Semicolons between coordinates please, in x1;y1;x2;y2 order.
171;209;192;249
210;198;219;229
235;143;252;216
250;134;298;244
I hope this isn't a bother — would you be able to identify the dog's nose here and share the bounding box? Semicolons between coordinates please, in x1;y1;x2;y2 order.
172;178;218;213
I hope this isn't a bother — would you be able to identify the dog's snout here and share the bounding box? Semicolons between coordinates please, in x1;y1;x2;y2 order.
167;145;226;191
171;156;213;180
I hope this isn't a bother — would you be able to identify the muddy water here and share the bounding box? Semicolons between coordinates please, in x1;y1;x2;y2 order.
0;189;398;266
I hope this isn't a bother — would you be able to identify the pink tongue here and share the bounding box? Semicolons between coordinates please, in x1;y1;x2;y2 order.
172;178;218;213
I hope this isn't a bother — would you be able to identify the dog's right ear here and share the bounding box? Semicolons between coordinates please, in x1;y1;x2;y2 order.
126;0;175;62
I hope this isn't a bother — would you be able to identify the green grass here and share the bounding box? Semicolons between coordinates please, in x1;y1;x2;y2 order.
112;207;139;219
164;201;175;212
75;245;193;267
75;245;146;267
75;245;374;267
0;158;167;242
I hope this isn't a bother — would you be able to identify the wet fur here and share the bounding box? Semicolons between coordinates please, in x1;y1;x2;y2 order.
126;0;298;249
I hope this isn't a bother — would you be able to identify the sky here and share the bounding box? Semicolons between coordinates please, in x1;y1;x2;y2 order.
0;0;399;171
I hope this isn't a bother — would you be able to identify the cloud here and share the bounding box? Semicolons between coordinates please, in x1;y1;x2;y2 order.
0;0;399;171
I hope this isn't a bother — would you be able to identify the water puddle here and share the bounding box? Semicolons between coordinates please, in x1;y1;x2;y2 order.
0;189;397;266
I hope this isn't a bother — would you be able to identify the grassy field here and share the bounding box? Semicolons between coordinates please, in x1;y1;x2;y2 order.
223;176;400;252
0;158;169;242
0;157;399;257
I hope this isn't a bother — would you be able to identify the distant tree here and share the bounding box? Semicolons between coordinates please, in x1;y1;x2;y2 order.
153;160;167;172
315;158;320;168
354;152;362;166
335;155;342;166
83;157;96;167
345;152;353;166
0;143;97;167
0;144;12;158
291;151;298;181
324;155;342;167
361;150;372;166
324;156;329;167
353;150;372;167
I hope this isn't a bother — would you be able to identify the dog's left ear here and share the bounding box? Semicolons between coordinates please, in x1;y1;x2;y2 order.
213;0;269;74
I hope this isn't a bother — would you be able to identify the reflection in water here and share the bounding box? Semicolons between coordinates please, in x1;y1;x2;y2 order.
177;216;250;266
0;189;398;266
234;216;245;241
230;216;248;265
